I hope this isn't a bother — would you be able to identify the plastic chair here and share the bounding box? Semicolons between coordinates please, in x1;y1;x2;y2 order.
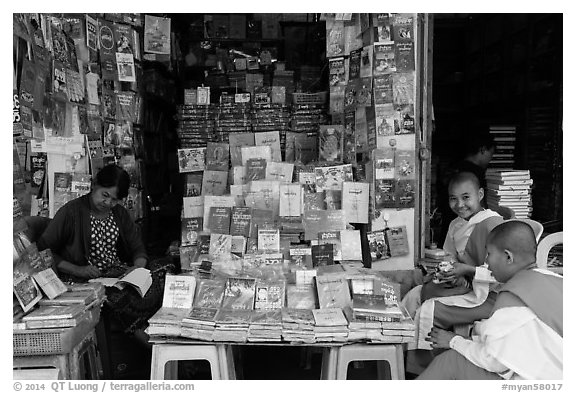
536;232;563;269
494;205;515;219
334;344;405;380
150;343;234;380
508;218;544;242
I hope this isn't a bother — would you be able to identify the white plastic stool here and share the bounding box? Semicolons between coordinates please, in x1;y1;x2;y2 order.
150;344;234;380
320;347;339;379
335;344;405;380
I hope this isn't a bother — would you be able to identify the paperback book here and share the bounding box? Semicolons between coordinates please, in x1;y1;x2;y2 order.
221;277;257;310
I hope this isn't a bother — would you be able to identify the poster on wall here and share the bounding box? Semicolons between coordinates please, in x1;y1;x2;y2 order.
144;15;171;54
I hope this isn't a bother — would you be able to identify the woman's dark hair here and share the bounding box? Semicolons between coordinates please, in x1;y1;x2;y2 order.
459;123;495;158
95;164;130;199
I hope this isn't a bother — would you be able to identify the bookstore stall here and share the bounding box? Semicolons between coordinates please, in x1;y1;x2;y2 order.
12;13;562;381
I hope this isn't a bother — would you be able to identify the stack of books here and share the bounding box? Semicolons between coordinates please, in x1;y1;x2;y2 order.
489;125;517;170
312;307;349;342
247;309;283;342
351;294;405;323
180;307;218;341
146;307;188;337
281;308;316;343
177;105;217;149
485;169;533;219
215;103;252;143
291;104;328;135
213;309;252;342
347;318;385;342
377;314;416;344
21;304;86;329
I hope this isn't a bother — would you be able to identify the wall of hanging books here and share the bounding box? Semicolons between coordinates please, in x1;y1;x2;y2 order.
12;13;176;222
174;13;427;272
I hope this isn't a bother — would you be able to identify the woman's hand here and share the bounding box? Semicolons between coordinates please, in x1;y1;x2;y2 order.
425;327;457;349
75;265;102;279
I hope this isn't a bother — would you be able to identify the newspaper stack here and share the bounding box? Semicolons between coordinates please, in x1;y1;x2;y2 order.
485;169;533;219
180;307;218;341
312;308;349;343
281;308;316;343
213;309;252;342
247;309;283;342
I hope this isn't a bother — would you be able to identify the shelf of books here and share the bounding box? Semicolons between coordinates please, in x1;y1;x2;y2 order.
12;13;169;222
489;125;517;170
154;13;428;345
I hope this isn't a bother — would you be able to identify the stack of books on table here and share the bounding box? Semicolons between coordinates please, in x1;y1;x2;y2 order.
213;309;252;342
21;303;86;329
180;307;218;341
485;169;533;219
146;307;188;337
312;308;349;343
352;294;405;323
281;308;316;343
247;309;283;342
347;318;385;342
377;314;416;344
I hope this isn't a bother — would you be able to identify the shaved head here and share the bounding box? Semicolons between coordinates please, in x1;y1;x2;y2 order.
449;171;481;193
488;221;537;264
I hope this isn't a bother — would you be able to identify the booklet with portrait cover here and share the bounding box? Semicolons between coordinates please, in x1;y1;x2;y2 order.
395;150;416;179
205;141;230;171
318;125;344;163
254;281;286;310
392;72;415;108
324;188;343;211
